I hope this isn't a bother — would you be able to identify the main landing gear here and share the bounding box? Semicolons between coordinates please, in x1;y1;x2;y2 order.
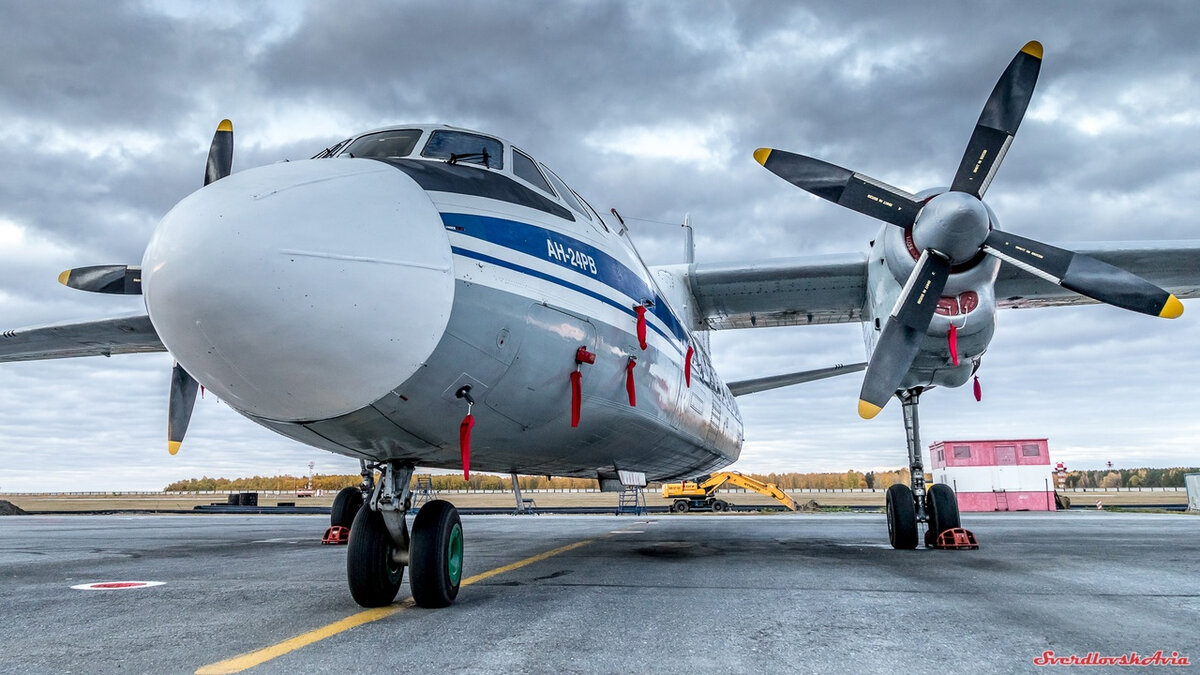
346;461;464;608
884;389;975;550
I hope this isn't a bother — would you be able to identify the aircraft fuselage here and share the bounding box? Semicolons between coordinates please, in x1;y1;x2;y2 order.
141;125;742;482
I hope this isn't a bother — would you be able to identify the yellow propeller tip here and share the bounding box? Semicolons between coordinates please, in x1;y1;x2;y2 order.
217;119;233;132
1021;41;1043;59
1160;294;1184;319
168;441;182;456
858;400;883;420
57;269;71;286
753;147;772;166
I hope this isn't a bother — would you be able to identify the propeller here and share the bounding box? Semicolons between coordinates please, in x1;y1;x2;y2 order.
166;119;234;454
755;41;1183;419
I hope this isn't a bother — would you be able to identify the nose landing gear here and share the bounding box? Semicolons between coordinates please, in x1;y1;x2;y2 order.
346;461;464;608
884;389;976;550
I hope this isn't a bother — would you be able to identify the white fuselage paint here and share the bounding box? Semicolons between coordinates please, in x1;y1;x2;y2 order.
140;127;742;482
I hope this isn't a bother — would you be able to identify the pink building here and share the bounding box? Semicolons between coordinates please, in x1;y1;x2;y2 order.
929;439;1056;511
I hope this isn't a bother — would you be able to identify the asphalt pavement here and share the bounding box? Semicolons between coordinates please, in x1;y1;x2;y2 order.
1;511;1197;674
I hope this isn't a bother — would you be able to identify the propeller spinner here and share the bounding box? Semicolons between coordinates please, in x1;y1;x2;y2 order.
755;41;1183;419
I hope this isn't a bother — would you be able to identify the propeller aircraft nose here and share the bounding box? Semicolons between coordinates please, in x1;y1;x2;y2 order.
142;158;455;421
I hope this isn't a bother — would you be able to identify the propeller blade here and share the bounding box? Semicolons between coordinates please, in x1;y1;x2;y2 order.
859;250;952;418
58;265;141;295
204;119;234;186
168;362;199;455
754;148;921;227
950;41;1042;198
983;230;1183;318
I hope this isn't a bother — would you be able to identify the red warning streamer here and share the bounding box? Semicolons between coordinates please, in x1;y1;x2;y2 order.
635;305;648;350
459;413;474;480
973;376;982;402
684;345;694;387
948;324;959;366
626;359;637;407
570;371;583;427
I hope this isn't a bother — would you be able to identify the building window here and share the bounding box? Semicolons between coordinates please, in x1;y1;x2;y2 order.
1021;444;1041;457
953;445;971;459
938;450;944;462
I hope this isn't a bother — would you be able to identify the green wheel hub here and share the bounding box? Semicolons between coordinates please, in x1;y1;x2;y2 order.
447;523;463;585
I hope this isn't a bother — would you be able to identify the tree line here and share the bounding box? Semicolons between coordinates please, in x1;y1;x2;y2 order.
164;466;1198;493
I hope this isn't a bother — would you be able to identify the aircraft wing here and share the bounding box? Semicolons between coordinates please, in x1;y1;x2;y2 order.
664;241;1200;330
0;314;165;363
665;252;870;330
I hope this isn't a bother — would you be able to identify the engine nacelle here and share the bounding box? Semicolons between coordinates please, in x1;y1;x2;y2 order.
865;193;1002;391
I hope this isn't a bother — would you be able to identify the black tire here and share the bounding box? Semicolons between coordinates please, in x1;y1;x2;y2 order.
711;500;726;512
331;487;364;529
926;483;961;538
346;506;405;608
673;500;690;513
409;500;463;608
885;484;918;550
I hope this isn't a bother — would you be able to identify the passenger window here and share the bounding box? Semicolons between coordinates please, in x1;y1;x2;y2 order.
422;130;503;169
513;149;555;195
540;164;591;220
340;130;422;159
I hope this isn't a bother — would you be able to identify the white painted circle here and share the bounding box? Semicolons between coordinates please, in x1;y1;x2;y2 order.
71;581;166;590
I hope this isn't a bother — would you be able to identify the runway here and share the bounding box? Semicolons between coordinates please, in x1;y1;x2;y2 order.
1;511;1197;674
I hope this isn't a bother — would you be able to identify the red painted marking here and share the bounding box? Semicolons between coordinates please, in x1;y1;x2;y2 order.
72;580;165;590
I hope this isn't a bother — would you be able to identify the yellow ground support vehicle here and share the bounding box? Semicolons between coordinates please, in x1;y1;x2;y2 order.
661;472;797;512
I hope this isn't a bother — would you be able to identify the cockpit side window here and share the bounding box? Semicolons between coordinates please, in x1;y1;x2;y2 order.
512;149;555;195
540;164;592;221
339;129;423;159
422;130;503;169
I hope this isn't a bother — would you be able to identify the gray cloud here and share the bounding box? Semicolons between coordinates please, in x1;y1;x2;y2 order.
0;1;1196;490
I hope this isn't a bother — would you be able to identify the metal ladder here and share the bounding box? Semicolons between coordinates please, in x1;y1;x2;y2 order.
410;474;436;512
994;490;1009;512
617;485;645;515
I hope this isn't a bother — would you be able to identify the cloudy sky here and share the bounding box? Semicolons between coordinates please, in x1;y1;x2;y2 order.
1;1;1197;491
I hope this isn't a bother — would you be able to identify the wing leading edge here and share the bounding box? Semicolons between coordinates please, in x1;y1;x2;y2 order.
0;314;164;363
658;242;1199;331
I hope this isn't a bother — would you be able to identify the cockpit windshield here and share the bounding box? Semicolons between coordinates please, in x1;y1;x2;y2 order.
422;130;503;169
339;129;423;159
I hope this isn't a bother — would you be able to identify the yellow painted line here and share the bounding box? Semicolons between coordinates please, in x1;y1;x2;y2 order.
195;538;596;674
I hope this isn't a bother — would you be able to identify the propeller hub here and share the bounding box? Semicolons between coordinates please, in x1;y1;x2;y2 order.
912;191;990;264
142;159;454;421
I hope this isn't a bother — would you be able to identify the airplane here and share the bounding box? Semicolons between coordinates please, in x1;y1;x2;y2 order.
3;41;1198;609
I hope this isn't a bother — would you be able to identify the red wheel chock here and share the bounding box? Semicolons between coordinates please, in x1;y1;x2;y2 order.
932;527;979;550
322;526;350;545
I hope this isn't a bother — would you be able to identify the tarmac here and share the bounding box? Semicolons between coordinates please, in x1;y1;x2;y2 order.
1;510;1197;674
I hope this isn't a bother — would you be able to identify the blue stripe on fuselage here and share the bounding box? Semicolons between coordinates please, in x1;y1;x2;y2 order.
441;212;688;349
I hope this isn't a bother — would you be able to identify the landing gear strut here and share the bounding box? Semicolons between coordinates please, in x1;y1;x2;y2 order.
885;389;968;550
346;461;464;608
